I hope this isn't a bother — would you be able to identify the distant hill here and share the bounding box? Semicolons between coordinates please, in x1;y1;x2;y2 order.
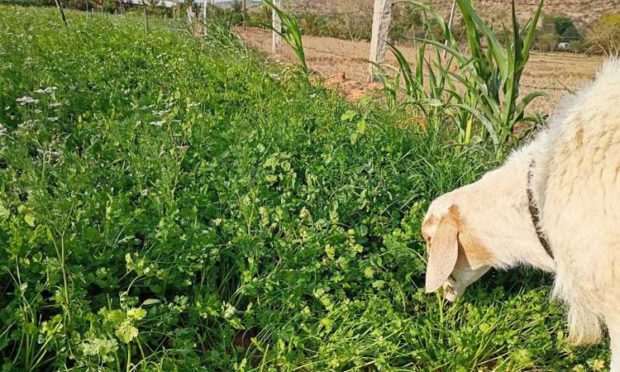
285;0;620;28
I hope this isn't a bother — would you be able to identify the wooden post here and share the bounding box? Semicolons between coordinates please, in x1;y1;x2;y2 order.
202;0;208;23
243;0;247;30
202;0;208;34
187;4;194;33
53;0;68;28
141;0;149;32
368;0;392;82
272;0;283;53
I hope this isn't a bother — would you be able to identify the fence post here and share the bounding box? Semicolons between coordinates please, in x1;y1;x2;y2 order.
202;0;207;27
368;0;392;82
243;0;247;30
272;0;283;53
141;0;149;32
202;0;212;34
187;5;194;30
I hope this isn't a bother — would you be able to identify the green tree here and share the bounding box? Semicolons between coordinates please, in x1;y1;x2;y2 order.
231;0;242;13
539;15;581;45
550;15;580;42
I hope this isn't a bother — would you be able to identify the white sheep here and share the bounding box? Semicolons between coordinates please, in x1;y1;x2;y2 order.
421;59;620;369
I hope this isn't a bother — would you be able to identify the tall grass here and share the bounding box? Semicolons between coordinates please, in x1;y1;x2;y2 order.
263;0;308;81
451;0;545;157
385;0;545;158
383;1;455;116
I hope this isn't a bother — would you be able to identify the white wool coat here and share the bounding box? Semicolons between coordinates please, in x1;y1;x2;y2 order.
422;59;620;369
527;59;620;354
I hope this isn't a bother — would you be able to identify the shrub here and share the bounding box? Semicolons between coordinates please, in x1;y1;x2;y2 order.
383;0;545;159
298;13;329;36
389;3;425;42
587;13;620;56
547;15;581;43
209;5;244;26
247;3;272;28
535;15;582;52
0;0;52;6
535;18;560;52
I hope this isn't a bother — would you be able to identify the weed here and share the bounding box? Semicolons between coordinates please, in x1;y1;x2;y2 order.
382;0;545;159
262;0;309;80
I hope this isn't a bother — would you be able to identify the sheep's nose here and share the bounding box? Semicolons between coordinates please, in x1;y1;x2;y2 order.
441;281;459;302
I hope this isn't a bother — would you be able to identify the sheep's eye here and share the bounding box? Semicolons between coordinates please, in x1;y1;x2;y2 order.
423;234;431;245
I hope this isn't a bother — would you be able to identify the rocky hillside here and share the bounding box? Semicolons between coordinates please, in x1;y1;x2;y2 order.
286;0;619;27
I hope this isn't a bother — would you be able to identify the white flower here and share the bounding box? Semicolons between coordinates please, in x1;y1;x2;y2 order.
152;109;170;116
115;320;139;344
49;102;62;108
34;86;57;95
38;149;60;157
222;303;236;319
16;96;38;105
0;124;6;136
81;337;119;357
149;120;165;127
47;117;59;122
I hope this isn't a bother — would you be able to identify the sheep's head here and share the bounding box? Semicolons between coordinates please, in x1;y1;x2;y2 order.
422;191;494;301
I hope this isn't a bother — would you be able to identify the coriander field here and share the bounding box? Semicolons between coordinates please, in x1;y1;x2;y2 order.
0;6;609;371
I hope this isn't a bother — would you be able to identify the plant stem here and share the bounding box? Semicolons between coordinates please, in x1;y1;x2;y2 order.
464;116;473;144
53;0;68;28
126;345;131;372
58;234;71;324
442;0;457;60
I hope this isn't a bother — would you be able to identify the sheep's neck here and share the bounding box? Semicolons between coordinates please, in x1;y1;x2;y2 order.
469;154;556;273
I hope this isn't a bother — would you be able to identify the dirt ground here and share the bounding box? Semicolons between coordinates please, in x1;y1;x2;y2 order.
235;27;605;114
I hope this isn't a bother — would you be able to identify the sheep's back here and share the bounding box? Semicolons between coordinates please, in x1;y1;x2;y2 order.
542;59;620;324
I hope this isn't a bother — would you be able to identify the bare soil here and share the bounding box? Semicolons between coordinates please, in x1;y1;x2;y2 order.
236;27;605;113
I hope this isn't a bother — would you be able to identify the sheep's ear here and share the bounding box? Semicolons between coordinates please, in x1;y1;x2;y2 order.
425;207;459;293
